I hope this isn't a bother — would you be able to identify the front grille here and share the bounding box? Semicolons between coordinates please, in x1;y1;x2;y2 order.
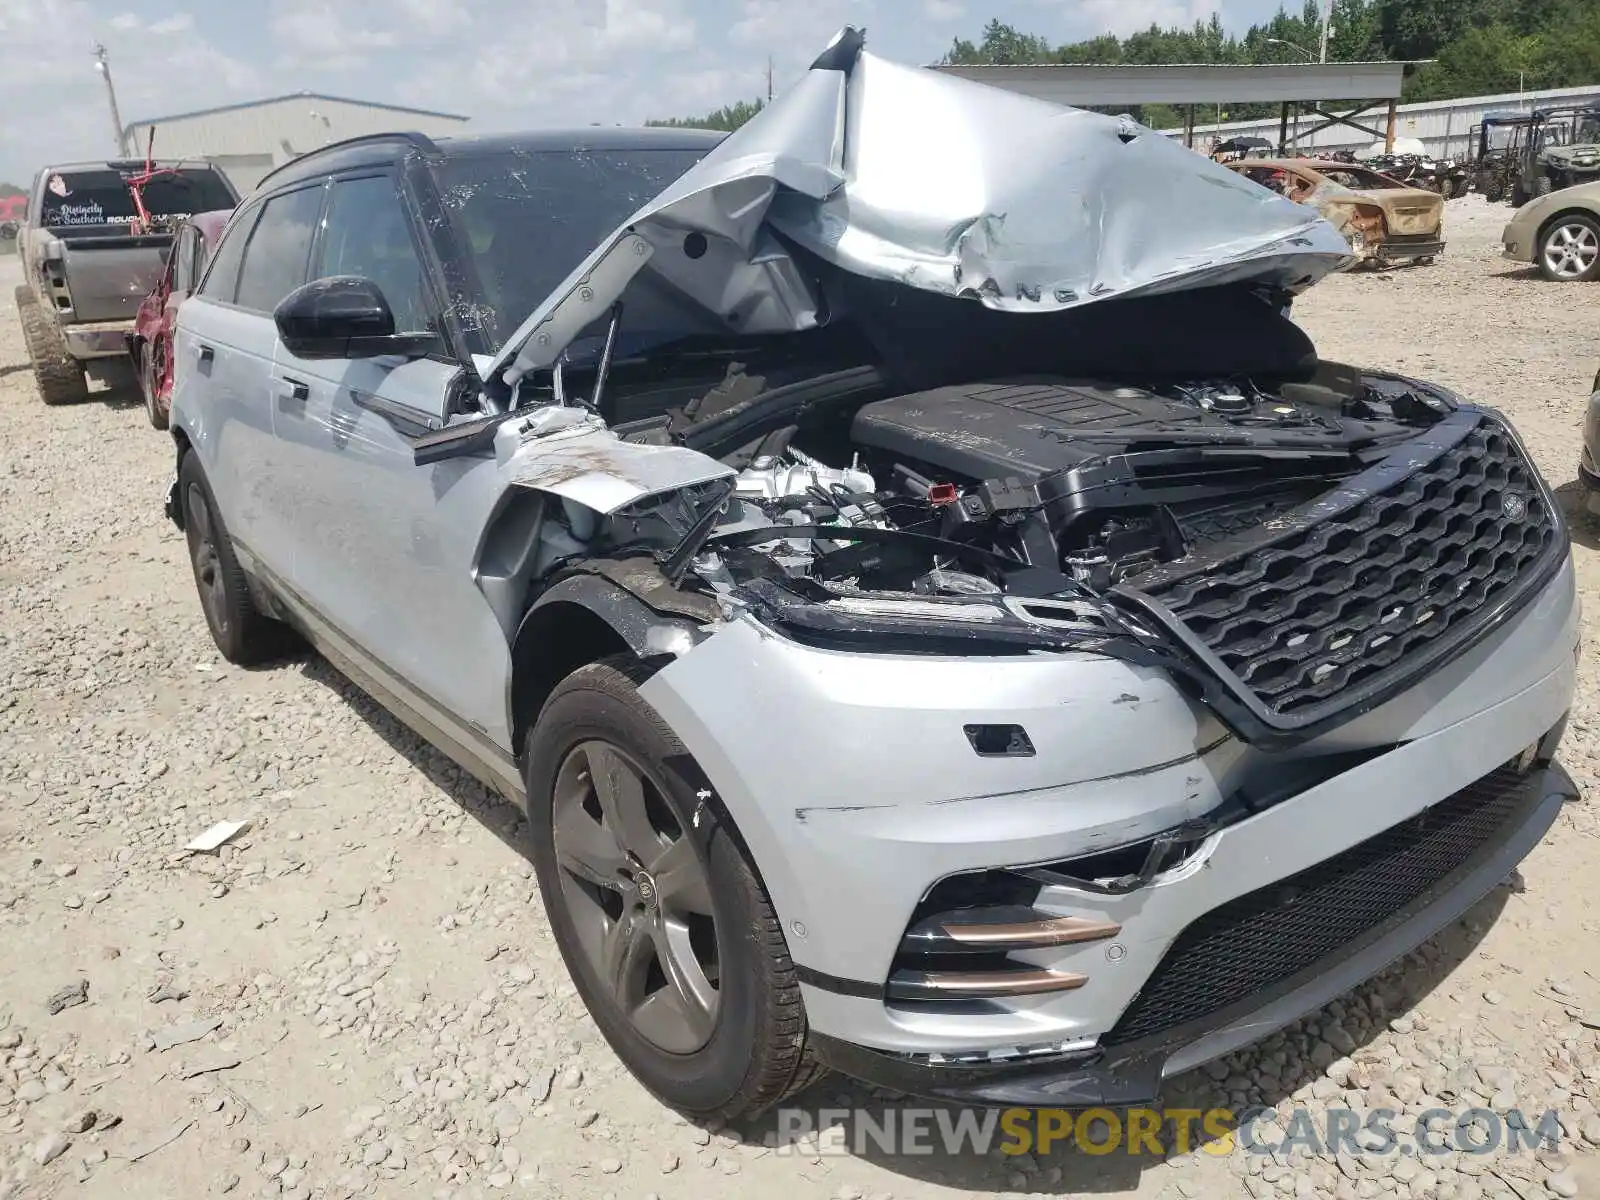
1126;416;1558;719
1102;763;1533;1046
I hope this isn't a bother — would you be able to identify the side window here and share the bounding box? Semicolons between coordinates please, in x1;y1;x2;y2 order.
197;206;260;303
315;175;431;333
234;184;324;314
172;228;195;292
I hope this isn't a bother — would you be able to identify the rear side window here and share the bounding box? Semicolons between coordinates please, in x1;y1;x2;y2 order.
234;185;324;313
36;167;235;228
197;206;261;303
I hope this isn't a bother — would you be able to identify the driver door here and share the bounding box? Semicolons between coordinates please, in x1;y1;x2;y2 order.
272;172;521;769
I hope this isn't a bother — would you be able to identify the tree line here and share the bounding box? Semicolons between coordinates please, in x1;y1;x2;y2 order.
647;0;1600;132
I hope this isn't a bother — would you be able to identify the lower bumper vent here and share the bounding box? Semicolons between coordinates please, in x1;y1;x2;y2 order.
1103;762;1535;1046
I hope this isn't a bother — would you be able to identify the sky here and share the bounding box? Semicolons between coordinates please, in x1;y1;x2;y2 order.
0;0;1297;185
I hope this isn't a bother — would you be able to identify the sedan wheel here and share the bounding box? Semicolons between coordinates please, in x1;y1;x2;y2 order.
1539;216;1600;281
552;739;720;1054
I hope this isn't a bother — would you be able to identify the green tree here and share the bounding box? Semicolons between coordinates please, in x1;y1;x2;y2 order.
646;99;765;133
944;19;1054;64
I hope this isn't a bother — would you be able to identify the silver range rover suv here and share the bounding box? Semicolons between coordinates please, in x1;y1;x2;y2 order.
163;30;1579;1122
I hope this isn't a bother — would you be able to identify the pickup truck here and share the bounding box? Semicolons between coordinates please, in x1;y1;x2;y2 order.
13;159;238;404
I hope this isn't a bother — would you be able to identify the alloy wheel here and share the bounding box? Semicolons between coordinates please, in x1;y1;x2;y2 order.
551;739;720;1054
1543;221;1600;278
184;483;229;638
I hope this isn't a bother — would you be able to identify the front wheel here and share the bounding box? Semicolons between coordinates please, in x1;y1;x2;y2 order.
525;657;821;1122
1538;213;1600;282
1534;175;1556;198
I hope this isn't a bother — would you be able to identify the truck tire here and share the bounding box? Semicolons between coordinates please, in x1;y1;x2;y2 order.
15;285;89;406
1534;176;1555;198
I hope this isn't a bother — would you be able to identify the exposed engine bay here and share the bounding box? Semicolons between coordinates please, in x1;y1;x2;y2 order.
584;359;1457;618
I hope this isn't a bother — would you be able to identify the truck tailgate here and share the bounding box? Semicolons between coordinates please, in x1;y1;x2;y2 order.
55;234;172;324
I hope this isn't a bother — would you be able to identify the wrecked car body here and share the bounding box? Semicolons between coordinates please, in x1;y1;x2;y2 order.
164;28;1576;1121
1228;157;1446;267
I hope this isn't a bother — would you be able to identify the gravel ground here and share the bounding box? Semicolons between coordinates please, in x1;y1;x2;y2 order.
1;195;1598;1200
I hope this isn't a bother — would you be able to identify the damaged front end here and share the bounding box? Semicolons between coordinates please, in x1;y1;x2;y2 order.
425;27;1560;758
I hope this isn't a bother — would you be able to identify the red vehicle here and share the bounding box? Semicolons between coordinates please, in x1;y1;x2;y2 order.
128;208;232;429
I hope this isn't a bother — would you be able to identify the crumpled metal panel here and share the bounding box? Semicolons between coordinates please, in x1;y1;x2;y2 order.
488;26;1353;386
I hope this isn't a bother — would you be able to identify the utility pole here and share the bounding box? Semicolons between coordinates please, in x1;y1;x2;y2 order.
766;56;774;104
92;44;129;155
1318;0;1332;63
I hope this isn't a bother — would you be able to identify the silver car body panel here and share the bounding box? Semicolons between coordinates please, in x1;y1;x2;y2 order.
638;560;1578;1053
165;25;1578;1085
485;28;1353;386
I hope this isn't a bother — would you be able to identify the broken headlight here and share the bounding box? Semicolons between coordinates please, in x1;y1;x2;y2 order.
736;577;1120;656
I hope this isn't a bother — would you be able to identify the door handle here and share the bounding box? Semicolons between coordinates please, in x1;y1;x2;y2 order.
197;344;214;364
274;376;310;412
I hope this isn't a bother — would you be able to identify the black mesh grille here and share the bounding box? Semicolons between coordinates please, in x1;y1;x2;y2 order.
1129;418;1557;717
1103;764;1532;1046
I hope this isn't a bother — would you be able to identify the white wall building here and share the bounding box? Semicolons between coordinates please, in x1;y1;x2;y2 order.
1171;83;1600;160
123;92;469;195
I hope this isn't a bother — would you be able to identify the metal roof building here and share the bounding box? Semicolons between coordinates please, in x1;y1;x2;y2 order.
1171;82;1600;160
123;92;469;195
932;60;1428;154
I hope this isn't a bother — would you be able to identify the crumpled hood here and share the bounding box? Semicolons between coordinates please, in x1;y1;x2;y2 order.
485;26;1353;387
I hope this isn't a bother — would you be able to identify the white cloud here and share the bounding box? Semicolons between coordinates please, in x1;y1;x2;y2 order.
0;1;261;182
924;0;965;21
1060;0;1216;38
269;0;401;71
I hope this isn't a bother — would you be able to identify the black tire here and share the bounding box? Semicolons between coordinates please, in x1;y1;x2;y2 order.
1534;175;1556;198
177;451;294;664
135;339;169;430
1483;179;1505;204
15;285;89;406
525;657;823;1122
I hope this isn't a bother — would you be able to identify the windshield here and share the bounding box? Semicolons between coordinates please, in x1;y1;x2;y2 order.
38;167;235;229
430;147;711;351
1573;114;1600;144
1316;166;1406;190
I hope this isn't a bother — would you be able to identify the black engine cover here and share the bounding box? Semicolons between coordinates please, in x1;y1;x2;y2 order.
851;379;1226;483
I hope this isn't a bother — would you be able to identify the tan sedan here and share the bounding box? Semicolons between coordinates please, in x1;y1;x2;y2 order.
1501;180;1600;281
1226;158;1446;266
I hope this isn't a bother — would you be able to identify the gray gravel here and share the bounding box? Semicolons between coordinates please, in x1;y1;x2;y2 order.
1;197;1599;1198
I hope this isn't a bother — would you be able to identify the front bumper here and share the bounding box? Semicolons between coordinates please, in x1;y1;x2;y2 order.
62;319;136;360
639;557;1578;1070
809;757;1573;1106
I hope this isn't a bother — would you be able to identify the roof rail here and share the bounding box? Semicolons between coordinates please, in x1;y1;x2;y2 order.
252;130;443;191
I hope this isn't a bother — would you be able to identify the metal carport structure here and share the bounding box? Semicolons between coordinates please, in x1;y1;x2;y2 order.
931;61;1432;155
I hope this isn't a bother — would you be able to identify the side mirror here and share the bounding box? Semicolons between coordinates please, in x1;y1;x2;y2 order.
274;276;437;361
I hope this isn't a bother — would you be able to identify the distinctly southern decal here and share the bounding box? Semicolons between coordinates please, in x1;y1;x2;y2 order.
49;202;108;226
